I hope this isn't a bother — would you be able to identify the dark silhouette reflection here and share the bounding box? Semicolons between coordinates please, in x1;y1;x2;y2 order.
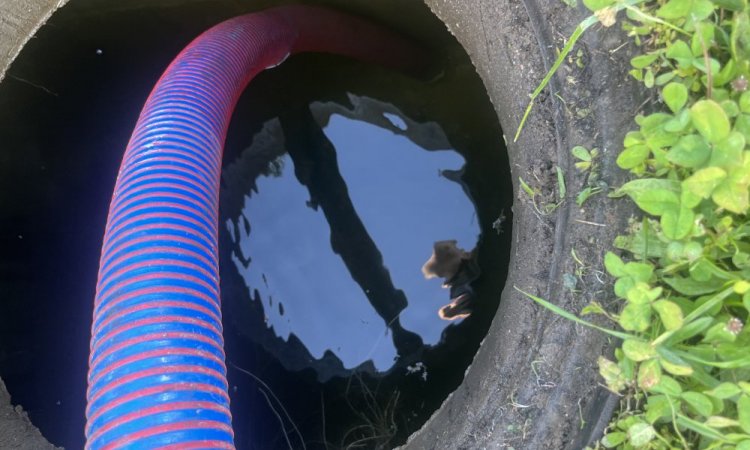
279;106;423;357
421;240;480;320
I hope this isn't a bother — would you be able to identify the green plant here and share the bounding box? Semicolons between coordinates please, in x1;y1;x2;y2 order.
519;168;567;215
518;0;750;448
572;145;606;206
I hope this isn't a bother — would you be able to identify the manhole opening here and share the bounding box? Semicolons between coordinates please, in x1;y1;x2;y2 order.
0;1;513;448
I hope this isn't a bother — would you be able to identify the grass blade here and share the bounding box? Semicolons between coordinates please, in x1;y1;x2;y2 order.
514;286;634;340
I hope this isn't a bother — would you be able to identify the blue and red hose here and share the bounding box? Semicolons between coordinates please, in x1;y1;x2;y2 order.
85;6;425;448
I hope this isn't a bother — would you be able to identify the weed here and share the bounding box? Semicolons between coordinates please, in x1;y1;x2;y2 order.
518;169;566;216
518;0;750;448
338;372;401;450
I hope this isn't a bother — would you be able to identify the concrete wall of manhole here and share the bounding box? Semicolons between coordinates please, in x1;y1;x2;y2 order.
0;0;644;449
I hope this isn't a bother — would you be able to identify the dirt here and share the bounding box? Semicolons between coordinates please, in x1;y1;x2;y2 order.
398;1;645;449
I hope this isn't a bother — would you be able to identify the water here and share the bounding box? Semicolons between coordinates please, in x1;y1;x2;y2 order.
224;97;479;375
0;3;512;449
217;94;510;449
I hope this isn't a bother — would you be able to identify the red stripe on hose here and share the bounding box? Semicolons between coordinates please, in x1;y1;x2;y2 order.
87;364;226;409
96;257;218;294
100;223;217;260
91;315;223;356
89;330;224;369
87;383;231;434
99;420;234;450
87;400;230;444
88;347;227;388
156;441;235;449
93;285;219;325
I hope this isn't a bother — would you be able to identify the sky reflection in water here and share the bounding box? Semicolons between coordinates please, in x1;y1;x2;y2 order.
229;113;478;371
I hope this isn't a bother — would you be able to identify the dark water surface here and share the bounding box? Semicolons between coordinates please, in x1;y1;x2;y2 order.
225;103;478;373
0;2;511;449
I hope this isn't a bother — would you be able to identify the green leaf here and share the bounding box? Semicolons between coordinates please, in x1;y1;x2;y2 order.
652;375;683;396
741;92;750;114
632;189;680;216
711;131;746;168
604;251;626;277
614;276;635;298
711;0;744;11
682;392;714;417
676;414;727;441
627;422;655;447
739;394;750;433
661;204;694;239
690;0;715;19
703;322;738;343
556;166;566;199
663;82;689;113
644;69;655;88
666;40;693;68
614;227;666;259
715;59;738;87
519;177;535;197
631;53;659;69
667;134;711;168
623;339;655;361
691;100;732;143
713;178;750;213
692;21;717;55
657;0;691;18
575;186;601;206
619;303;652;332
664;108;692;132
623;262;653;282
655;71;676;86
683;166;727;198
601;431;626;448
624;131;644;147
692;57;721;75
645;395;672;423
583;0;615;11
638;359;662;390
514;286;634;339
731;10;750;70
684;288;735;324
738;440;750;450
704;416;740;428
599;356;628;392
737;114;750;141
661;316;713;346
618;179;680;213
616;144;650;169
706;382;741;400
656;346;695;376
626;283;662;304
653;300;684;330
571;145;591;162
721;99;740;117
665;276;723;295
659;356;694;376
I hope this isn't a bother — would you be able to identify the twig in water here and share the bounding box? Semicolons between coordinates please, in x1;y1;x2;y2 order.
7;74;58;96
229;361;307;450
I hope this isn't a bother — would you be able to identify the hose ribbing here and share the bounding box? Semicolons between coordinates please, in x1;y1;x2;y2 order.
86;6;424;448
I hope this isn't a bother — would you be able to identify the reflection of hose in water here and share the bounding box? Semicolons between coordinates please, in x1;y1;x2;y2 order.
280;106;423;356
85;6;425;448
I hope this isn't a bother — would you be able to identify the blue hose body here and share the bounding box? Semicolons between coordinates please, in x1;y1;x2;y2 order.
86;6;424;448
